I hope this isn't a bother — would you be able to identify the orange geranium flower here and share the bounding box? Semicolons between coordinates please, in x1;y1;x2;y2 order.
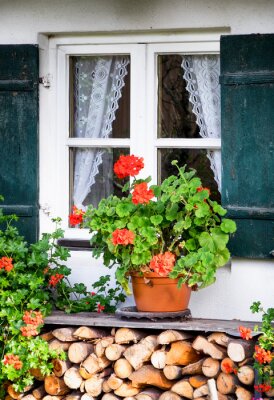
20;325;39;337
3;354;23;370
238;326;253;340
196;186;211;195
69;205;85;226
114;154;144;179
23;310;44;326
132;182;154;205
112;228;135;245
149;252;176;277
254;345;273;364
0;256;13;272
49;273;64;287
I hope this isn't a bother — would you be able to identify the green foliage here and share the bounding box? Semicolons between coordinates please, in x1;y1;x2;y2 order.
84;162;236;292
250;301;274;390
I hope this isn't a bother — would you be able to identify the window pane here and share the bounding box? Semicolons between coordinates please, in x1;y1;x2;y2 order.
70;147;130;210
70;55;130;139
157;54;199;138
157;148;220;202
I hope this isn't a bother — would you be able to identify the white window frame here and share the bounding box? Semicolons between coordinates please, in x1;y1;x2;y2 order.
39;31;223;238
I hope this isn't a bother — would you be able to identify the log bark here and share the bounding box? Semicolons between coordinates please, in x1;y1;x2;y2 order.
52;327;78;342
158;391;181;400
235;386;253;400
157;330;193;345
193;384;209;398
107;374;124;390
30;368;45;381
189;375;208;388
105;343;127;361
216;372;239;395
44;376;70;396
129;365;173;390
236;365;254;385
8;385;33;399
192;336;227;360
135;388;162;400
68;342;94;364
114;358;133;379
166;341;202;366
40;331;54;342
64;366;83;389
151;349;167;369
202;357;220;378
81;353;111;375
172;379;194;399
95;336;114;357
163;365;182;380
181;358;205;376
52;359;72;377
124;335;158;370
32;385;46;399
227;340;255;362
73;326;109;340
114;382;141;397
207;333;230;348
84;375;104;397
115;328;147;344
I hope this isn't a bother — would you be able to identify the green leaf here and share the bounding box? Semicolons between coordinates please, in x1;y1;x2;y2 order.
150;215;163;226
198;232;215;252
131;250;151;265
220;218;237;233
211;228;229;250
185;238;197;251
116;202;134;217
166;203;179;221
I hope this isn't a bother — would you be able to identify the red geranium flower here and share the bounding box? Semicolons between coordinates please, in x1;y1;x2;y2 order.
196;186;211;195
222;360;237;374
254;345;273;364
112;228;135;246
69;205;85;226
238;326;252;340
149;252;176;277
49;273;64;287
254;383;271;393
114;154;144;179
3;354;23;370
0;256;13;272
97;304;105;313
132;182;154;205
20;325;39;337
23;310;44;326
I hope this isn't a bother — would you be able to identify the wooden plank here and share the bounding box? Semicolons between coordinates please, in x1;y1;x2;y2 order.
45;311;259;336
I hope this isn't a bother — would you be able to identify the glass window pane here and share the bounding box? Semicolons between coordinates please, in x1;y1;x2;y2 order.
70;55;130;139
157;148;220;202
157;54;199;139
70;147;130;210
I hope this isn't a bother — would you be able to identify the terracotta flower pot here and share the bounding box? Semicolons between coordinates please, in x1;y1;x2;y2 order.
131;272;191;312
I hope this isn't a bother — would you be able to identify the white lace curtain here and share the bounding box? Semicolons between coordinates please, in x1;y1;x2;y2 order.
181;55;221;190
73;56;130;208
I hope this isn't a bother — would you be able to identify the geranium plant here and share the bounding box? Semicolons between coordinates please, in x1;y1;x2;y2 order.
0;202;125;395
81;155;237;293
239;302;274;397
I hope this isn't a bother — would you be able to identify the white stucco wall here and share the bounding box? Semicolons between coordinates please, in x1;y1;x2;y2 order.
0;0;273;321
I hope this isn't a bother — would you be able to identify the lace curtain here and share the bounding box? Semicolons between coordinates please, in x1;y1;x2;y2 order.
181;55;221;190
73;56;129;208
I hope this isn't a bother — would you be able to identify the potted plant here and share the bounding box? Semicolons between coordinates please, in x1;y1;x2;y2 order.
79;155;236;312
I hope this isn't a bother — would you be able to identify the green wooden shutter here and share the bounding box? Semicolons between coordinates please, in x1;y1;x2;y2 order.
0;45;39;243
220;34;274;258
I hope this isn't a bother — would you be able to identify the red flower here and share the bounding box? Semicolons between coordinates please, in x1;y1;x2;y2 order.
238;326;252;340
90;292;96;296
254;383;272;393
3;354;23;370
114;154;144;179
197;186;211;195
112;228;135;246
0;256;13;272
132;182;154;205
69;205;85;226
254;345;273;364
222;361;237;374
23;310;44;326
97;304;105;313
49;273;64;287
20;325;39;337
149;252;176;277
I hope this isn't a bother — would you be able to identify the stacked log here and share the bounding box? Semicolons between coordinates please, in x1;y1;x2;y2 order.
5;327;268;400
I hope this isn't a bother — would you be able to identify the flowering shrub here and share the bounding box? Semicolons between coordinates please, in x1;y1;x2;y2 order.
0;203;125;395
238;301;274;396
81;155;236;293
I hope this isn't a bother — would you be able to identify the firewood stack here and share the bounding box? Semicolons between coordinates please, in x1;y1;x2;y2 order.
6;326;273;400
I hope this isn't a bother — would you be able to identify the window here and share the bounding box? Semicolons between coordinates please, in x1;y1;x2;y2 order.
40;33;222;237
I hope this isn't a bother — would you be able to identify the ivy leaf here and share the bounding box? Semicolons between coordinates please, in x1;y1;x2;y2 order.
220;218;237;233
